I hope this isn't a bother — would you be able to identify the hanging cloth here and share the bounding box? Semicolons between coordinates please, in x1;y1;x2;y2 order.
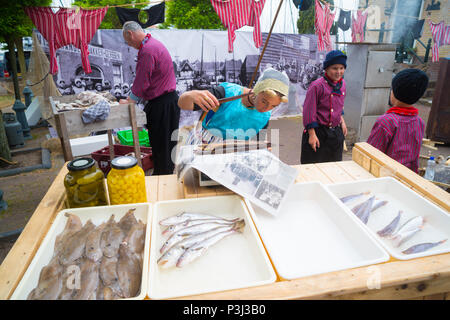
24;6;108;75
115;2;165;28
366;5;381;30
337;9;351;31
428;20;450;62
314;0;335;52
351;9;368;42
210;0;266;53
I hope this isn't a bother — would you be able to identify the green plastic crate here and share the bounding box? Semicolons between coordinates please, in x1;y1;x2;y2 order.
117;129;150;147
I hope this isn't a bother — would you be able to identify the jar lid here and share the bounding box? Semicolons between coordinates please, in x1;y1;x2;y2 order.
67;157;95;171
111;156;137;170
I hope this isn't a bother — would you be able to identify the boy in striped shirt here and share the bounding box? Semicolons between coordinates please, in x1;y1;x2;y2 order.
367;69;429;173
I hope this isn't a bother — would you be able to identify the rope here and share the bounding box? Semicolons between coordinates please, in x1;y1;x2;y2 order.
48;0;168;10
0;157;18;165
27;72;49;87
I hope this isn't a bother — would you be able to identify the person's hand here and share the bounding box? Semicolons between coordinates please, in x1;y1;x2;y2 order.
341;120;348;137
191;90;220;112
119;98;129;104
308;130;320;152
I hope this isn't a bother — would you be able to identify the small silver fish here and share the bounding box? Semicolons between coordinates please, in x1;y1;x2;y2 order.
355;196;375;224
377;211;402;237
371;200;388;213
161;218;237;237
389;215;425;247
402;239;447;255
176;230;237;268
340;191;369;204
160;220;242;254
157;224;236;268
159;212;239;226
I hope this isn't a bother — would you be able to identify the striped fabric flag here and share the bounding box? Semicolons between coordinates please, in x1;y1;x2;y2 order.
24;6;108;74
315;0;335;51
428;20;450;62
210;0;266;53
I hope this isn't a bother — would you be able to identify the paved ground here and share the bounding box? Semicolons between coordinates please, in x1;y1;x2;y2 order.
0;101;449;266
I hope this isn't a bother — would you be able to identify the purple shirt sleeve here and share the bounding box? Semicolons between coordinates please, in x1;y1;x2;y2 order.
131;50;155;99
302;82;320;129
367;117;394;153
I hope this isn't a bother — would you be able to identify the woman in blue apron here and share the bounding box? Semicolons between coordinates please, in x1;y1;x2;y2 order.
178;68;290;146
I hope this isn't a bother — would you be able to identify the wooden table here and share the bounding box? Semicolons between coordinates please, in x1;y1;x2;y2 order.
1;142;449;300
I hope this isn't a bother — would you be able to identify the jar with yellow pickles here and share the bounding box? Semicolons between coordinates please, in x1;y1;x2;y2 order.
64;157;107;208
107;156;147;205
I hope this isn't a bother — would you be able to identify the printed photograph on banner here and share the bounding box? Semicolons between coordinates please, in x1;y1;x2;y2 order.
33;29;325;127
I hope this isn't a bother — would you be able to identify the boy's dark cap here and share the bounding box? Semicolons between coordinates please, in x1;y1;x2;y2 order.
323;50;347;69
392;69;429;105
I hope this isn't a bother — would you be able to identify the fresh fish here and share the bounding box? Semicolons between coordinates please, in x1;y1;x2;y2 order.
160;220;243;254
103;286;122;300
54;213;82;256
73;259;100;300
59;220;96;266
123;221;146;254
100;256;119;287
101;215;125;258
389;216;424;247
371;200;388;213
402;239;447;255
339;191;369;204
177;221;245;268
28;257;63;300
159;212;239;226
377;211;402;237
85;223;106;262
117;243;142;298
118;208;138;234
354;196;375;224
162;218;236;237
157;224;239;269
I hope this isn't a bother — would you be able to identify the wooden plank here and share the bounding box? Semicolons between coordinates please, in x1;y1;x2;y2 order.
352;147;371;171
422;293;446;300
53;112;73;162
50;97;146;137
128;103;142;168
296;164;333;184
158;174;184;201
0;164;68;300
292;164;308;183
182;170;198;199
213;185;235;196
173;253;450;300
315;162;355;183
337;161;375;180
145;176;159;203
354;142;450;212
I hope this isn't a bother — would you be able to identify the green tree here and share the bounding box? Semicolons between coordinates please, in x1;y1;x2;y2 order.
161;0;224;30
0;0;51;77
74;0;136;29
297;0;337;35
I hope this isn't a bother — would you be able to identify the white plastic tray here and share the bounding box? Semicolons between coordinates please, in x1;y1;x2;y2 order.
148;195;276;299
244;182;389;280
327;177;450;260
10;203;152;300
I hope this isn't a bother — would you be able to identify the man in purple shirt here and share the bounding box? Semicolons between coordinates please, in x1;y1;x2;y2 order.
301;50;348;164
120;21;179;175
367;69;429;173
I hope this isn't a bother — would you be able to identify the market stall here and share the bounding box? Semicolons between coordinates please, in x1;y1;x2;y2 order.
0;142;449;300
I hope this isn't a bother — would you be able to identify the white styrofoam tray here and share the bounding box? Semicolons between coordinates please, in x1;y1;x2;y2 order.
148;195;276;299
327;177;450;260
10;203;152;300
244;182;389;280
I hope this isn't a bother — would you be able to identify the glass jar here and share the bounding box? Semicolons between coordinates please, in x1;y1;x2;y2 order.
64;157;107;208
107;156;147;205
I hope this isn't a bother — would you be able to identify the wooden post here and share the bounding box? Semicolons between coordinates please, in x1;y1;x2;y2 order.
107;129;115;160
128;103;142;168
54;112;73;161
0;110;12;165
